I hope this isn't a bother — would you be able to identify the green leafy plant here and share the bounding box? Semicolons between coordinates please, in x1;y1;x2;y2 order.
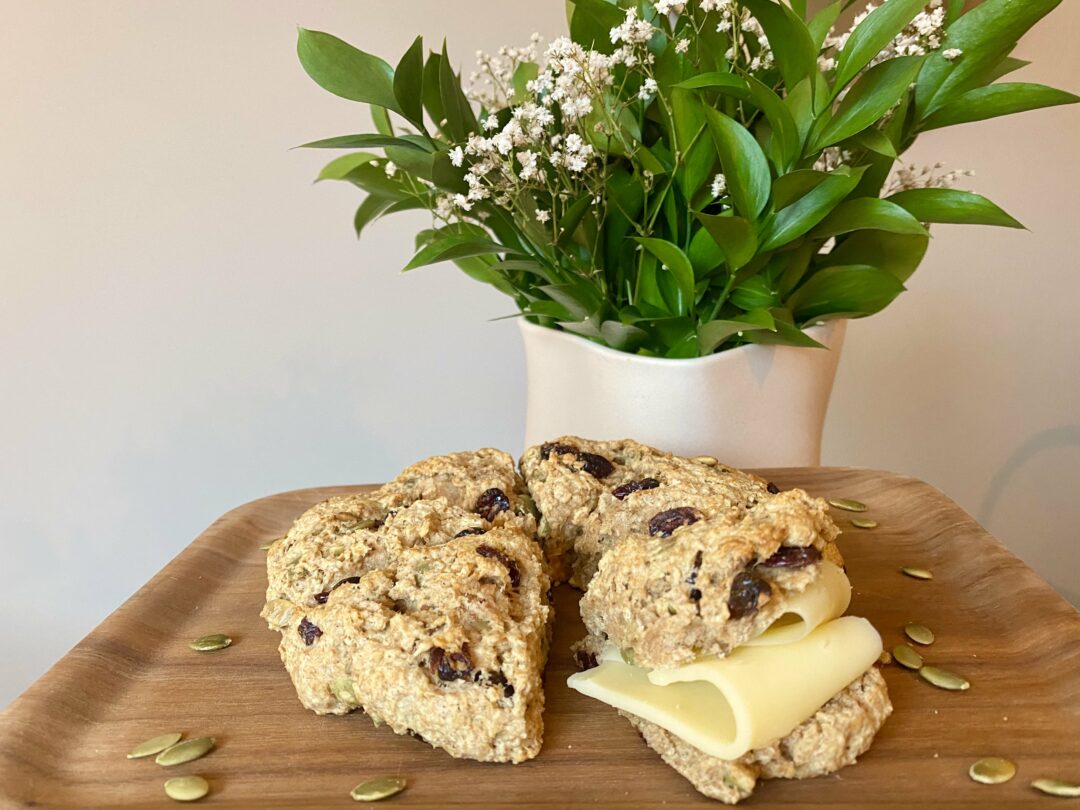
298;0;1075;357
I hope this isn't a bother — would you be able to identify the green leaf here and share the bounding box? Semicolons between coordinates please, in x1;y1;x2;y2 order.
394;36;426;128
704;109;772;220
452;253;518;296
422;52;447;134
695;213;758;271
784;77;816;147
569;0;625;54
439;41;479;141
808;1;842;50
674;72;751;95
371;105;393;136
512;61;539;104
731;276;779;310
772;170;827;209
353;195;392;237
297;29;400;112
745;76;801;170
758;169;864;252
741;0;817;90
600;320;648;351
788;265;906;322
340;162;407;198
849;127;897;158
743;314;826;348
404;234;514;271
916;0;1064;117
920;82;1079;131
698;310;776;353
821;230;929;282
814;55;925;149
887;188;1024;228
556;194;594;248
687;225;726;276
635;238;696;317
811;197;928;238
833;0;926;90
298;133;430;150
316;152;378;181
978;56;1031;85
671;89;714;199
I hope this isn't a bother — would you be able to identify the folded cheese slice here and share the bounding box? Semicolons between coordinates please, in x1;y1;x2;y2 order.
567;616;882;761
744;560;851;647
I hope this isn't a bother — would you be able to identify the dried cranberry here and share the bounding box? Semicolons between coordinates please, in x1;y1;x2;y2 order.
648;507;702;537
760;545;822;569
689;588;703;602
612;477;660;500
767;482;780;495
574;649;599;671
727;571;772;619
475;488;510;521
578;451;614;479
487;671;515;698
428;645;473;682
314;590;330;604
455;527;487;538
540;442;578;460
476;543;521;588
314;575;362;604
298;617;323;645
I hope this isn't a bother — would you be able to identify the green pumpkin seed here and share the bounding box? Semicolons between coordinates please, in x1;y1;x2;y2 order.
189;634;232;652
892;644;923;670
331;677;361;706
904;622;935;645
156;736;215;767
351;776;407;802
901;566;934;580
164;775;210;802
829;498;867;512
1032;778;1080;797
850;518;877;529
127;732;183;759
969;757;1016;785
919;665;970;691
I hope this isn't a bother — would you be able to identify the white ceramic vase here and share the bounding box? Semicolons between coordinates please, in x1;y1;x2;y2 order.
519;318;847;467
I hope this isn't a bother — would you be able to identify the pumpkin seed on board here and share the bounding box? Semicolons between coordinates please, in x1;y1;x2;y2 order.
351;776;407;802
904;623;935;645
828;498;867;512
901;566;934;580
850;518;878;529
156;736;216;767
969;757;1017;785
892;644;923;671
164;775;210;802
190;634;232;652
919;665;970;691
127;732;183;759
1031;778;1080;798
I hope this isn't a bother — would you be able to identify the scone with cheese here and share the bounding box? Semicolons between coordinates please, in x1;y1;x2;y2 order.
519;436;840;586
568;500;890;803
271;526;551;763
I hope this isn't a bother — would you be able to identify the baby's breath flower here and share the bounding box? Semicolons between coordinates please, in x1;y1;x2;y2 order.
654;0;682;14
711;173;727;197
638;77;659;101
535;209;551;224
610;8;655;46
942;47;962;61
449;146;465;168
384;161;397;178
675;38;690;54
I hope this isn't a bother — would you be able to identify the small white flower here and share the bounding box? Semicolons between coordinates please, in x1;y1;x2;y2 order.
638;77;659;100
711;173;727;197
448;146;465;167
654;0;682;14
942;47;963;61
453;193;473;212
383;161;397;178
535;209;551;224
675;38;690;54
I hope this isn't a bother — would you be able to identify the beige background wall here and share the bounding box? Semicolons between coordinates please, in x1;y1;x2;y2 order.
1;1;1076;708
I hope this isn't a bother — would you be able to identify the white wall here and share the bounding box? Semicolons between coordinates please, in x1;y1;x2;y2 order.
1;1;1076;709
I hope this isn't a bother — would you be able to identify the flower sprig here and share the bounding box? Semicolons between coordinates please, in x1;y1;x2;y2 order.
298;0;1076;357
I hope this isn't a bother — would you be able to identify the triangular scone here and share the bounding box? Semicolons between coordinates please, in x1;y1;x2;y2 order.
579;491;841;669
519;436;839;586
272;527;552;763
621;667;891;804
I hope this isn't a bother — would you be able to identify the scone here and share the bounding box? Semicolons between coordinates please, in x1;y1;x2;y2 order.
567;497;890;803
519;436;840;586
270;526;551;763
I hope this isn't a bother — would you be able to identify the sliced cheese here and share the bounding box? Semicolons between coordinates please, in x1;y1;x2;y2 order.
567;616;882;761
744;560;851;646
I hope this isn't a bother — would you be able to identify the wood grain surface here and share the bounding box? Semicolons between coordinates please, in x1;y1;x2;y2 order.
1;468;1078;808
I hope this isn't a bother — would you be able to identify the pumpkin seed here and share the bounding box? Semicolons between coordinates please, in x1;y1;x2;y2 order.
189;634;232;652
901;566;934;580
164;775;210;802
904;622;935;645
850;518;877;529
1032;778;1080;798
331;677;361;706
919;665;970;691
156;736;215;767
351;776;407;802
969;757;1016;785
892;644;923;670
829;498;867;512
127;732;183;759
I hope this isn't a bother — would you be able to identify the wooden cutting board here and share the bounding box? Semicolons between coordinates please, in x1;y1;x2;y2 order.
2;468;1078;808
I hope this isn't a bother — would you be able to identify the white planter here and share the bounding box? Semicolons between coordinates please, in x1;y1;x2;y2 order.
519;318;847;468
